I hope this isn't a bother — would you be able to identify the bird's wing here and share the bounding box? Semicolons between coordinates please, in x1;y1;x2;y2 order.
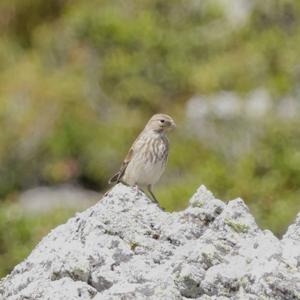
108;147;134;184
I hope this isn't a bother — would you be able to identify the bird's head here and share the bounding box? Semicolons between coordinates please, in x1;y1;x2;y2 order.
145;114;176;133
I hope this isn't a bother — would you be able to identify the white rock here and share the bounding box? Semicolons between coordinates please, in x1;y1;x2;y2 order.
245;88;272;119
1;184;300;299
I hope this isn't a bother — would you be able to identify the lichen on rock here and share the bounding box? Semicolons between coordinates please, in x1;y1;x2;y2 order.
1;184;300;299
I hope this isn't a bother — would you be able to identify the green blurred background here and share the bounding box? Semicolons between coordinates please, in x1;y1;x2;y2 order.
1;0;300;277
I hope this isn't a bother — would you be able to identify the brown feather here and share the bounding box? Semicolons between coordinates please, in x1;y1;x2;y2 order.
108;148;134;184
108;113;175;187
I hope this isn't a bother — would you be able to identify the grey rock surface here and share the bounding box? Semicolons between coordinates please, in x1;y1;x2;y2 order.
18;184;99;215
1;184;300;300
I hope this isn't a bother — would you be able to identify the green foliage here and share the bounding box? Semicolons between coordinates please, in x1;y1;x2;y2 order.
0;203;75;278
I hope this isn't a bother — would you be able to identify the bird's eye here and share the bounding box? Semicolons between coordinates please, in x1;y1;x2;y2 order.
160;119;165;123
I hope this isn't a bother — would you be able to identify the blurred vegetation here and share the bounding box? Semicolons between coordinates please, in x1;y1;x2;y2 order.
0;200;76;277
1;0;300;276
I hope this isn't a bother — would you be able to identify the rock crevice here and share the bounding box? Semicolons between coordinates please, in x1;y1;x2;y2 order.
1;184;300;299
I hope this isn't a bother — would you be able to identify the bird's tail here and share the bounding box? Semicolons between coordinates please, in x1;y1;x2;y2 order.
108;172;121;184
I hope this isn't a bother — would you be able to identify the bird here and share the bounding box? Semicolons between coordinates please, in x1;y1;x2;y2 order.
108;113;176;204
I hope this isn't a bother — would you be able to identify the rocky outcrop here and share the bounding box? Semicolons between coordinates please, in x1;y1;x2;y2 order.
1;184;300;299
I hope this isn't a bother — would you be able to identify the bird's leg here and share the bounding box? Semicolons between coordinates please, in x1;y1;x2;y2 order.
133;184;139;192
147;185;160;205
132;183;145;196
119;180;142;195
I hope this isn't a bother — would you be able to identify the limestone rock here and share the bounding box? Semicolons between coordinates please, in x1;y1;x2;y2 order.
1;184;300;299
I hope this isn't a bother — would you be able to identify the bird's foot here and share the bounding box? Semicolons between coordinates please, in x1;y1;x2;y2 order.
132;184;144;196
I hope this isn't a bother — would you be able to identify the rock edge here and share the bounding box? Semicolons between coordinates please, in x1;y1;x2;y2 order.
1;184;300;299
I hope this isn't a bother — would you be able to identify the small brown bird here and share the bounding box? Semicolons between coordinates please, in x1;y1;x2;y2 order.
109;113;176;204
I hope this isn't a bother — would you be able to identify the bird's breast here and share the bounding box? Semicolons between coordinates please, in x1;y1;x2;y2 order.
137;134;169;164
123;133;169;186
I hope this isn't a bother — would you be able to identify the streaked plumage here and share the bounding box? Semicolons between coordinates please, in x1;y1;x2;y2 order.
109;113;176;204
